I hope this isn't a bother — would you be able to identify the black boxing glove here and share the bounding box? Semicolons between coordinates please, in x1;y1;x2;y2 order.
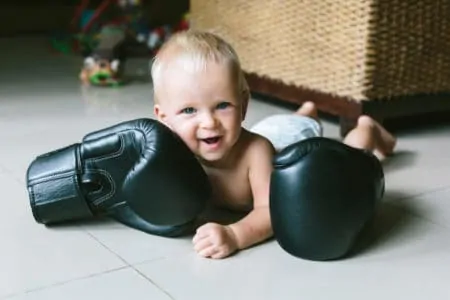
270;137;384;261
26;118;210;237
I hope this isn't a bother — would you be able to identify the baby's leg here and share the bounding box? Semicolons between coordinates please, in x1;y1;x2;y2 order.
343;115;397;161
295;101;319;122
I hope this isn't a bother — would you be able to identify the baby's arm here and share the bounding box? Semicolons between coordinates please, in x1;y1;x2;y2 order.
227;137;275;250
193;136;275;259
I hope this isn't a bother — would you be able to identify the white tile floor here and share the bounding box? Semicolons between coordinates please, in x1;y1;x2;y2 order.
1;36;450;300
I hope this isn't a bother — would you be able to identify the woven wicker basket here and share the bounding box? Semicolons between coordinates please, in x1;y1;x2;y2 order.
190;0;450;102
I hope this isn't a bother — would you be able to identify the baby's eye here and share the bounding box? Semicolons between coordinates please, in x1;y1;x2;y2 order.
181;107;196;114
216;102;231;110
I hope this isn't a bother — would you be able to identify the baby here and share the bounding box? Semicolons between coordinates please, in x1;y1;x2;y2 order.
150;30;396;259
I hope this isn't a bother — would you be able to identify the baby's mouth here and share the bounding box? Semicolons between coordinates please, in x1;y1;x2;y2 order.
201;136;222;145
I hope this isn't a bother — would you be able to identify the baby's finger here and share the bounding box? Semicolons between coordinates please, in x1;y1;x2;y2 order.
198;245;218;258
193;237;213;252
192;230;210;244
193;223;214;241
210;250;227;259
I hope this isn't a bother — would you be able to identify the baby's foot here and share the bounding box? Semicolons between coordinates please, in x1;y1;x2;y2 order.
358;116;396;158
379;127;397;156
295;101;319;120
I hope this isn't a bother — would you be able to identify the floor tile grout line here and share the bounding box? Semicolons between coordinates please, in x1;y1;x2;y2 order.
398;214;450;259
83;229;176;299
131;267;176;300
0;165;12;178
391;204;450;232
1;266;130;300
1;229;174;300
382;197;450;243
385;185;450;229
83;229;132;266
82;226;168;266
0;164;25;185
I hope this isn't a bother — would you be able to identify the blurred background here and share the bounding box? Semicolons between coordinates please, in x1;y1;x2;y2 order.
2;0;449;134
0;0;189;57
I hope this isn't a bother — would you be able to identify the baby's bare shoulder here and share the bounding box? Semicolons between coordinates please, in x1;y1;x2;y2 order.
242;129;275;158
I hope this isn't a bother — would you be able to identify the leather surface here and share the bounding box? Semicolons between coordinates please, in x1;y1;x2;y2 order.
270;137;385;261
27;144;92;224
26;118;211;237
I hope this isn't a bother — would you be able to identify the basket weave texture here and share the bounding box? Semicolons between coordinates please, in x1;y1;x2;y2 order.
190;0;450;102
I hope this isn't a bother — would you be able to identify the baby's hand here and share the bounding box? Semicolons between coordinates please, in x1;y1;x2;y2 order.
193;223;238;259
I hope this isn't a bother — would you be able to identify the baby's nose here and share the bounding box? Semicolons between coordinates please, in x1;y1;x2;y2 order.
200;113;217;128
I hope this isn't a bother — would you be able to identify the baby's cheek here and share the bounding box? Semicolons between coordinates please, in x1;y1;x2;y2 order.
173;125;198;150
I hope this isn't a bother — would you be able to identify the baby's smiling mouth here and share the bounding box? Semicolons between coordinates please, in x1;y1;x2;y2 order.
201;136;222;144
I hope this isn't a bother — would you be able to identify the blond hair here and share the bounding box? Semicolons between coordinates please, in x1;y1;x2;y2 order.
150;30;249;103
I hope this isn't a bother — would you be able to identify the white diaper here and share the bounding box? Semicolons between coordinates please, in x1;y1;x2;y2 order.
249;114;323;152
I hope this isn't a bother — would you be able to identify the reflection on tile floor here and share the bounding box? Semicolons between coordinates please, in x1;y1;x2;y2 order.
1;37;450;300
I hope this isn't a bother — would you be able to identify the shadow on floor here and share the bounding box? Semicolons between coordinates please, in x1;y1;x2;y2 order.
41;206;247;239
347;190;427;259
382;149;418;172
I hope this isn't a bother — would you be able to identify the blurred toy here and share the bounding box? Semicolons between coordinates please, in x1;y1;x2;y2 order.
146;25;172;50
80;25;127;87
49;32;75;55
50;0;190;86
144;13;190;54
51;0;190;58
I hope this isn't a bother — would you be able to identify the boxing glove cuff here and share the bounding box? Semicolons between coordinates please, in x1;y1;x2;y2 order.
27;144;93;224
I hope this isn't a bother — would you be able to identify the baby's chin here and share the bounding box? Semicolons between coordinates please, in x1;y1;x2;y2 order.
195;152;228;166
197;153;225;162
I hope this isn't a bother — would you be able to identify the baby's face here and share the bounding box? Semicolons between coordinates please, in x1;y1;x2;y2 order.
154;60;245;164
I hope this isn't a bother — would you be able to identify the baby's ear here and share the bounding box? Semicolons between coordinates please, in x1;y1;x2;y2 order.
153;104;164;121
153;105;171;128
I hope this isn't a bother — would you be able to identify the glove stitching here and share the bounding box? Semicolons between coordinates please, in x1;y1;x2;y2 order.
87;168;116;206
28;171;76;185
28;188;40;222
82;128;149;207
85;135;125;162
82;135;122;206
